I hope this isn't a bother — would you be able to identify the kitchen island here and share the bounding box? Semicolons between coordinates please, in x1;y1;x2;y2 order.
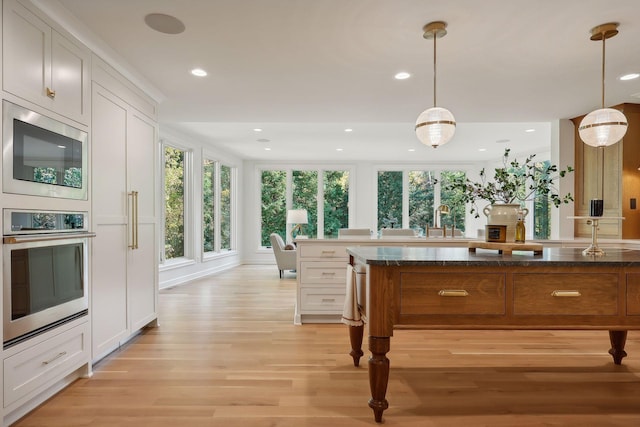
345;246;640;422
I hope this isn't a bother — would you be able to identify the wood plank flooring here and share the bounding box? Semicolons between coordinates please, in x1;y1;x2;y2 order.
14;265;640;426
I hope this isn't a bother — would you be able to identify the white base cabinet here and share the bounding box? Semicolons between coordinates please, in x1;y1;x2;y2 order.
2;318;91;426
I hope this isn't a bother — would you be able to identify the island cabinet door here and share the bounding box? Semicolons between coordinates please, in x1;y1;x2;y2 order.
512;273;619;316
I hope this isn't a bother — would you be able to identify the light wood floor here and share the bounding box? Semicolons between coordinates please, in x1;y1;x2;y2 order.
14;265;640;426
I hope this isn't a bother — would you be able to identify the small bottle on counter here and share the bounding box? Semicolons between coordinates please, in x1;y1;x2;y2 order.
515;210;525;243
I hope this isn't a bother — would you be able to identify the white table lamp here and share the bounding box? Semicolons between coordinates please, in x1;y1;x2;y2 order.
287;209;308;241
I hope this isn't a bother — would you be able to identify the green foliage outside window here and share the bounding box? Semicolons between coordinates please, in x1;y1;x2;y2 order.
378;171;403;229
164;146;185;259
533;160;551;239
293;171;318;238
220;165;232;249
324;171;349;238
261;170;287;246
440;170;467;232
203;159;215;252
408;171;435;232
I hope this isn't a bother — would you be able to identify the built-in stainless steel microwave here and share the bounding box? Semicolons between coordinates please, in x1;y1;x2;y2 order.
2;101;88;200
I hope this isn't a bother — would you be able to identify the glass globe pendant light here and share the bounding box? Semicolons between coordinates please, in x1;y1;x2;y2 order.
415;21;456;148
578;23;628;147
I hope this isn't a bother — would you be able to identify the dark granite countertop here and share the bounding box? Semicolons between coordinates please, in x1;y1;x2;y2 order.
346;246;640;267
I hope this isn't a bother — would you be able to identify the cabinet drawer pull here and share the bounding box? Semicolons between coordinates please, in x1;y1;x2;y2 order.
321;272;336;276
46;87;56;98
320;250;336;255
438;289;469;297
551;290;581;297
321;298;336;303
42;351;67;365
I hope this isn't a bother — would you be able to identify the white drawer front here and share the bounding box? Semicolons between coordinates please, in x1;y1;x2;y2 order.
4;323;89;408
299;245;348;259
300;288;346;313
300;262;348;284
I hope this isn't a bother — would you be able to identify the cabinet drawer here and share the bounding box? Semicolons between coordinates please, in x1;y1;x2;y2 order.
513;273;618;315
399;272;505;315
299;245;348;260
4;323;89;408
300;262;347;284
300;288;346;312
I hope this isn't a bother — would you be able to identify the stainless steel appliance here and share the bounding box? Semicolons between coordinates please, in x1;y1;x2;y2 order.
2;101;88;200
3;209;93;347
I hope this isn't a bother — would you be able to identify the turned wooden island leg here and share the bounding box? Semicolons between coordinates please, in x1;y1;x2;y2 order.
348;325;364;367
368;336;390;423
608;330;628;365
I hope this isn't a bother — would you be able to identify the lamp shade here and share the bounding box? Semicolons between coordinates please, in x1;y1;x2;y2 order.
578;108;628;147
415;107;456;148
287;209;308;224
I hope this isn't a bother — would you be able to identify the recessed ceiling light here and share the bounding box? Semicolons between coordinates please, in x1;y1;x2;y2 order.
336;148;344;151
478;148;487;152
496;139;510;144
525;128;535;133
619;73;640;81
144;13;185;34
264;148;271;151
344;128;353;132
394;72;411;80
191;68;207;77
408;148;416;152
254;128;262;132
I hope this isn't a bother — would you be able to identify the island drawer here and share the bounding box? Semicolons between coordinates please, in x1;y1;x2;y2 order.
299;245;348;260
300;287;345;312
399;272;506;315
300;261;347;284
513;273;618;315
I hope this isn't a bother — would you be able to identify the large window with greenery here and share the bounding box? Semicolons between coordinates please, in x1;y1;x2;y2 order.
377;169;466;234
533;160;551;239
261;170;287;247
220;164;232;250
164;145;186;259
203;159;234;254
260;168;350;245
324;171;349;238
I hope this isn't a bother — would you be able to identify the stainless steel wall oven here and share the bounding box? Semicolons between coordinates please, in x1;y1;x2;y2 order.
3;209;93;348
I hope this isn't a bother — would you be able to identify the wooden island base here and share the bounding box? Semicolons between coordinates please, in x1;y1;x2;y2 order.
345;246;640;423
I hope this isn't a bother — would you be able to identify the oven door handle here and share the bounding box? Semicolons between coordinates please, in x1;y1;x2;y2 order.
3;232;96;244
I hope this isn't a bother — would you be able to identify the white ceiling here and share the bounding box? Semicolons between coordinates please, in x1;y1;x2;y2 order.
47;0;640;162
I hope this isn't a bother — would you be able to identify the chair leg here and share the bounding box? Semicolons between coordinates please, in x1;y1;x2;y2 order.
279;269;283;279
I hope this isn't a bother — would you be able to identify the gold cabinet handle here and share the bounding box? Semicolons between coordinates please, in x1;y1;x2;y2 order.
551;290;582;297
46;87;56;98
42;351;67;365
438;289;469;297
128;191;139;249
321;298;336;303
321;272;336;275
321;250;336;255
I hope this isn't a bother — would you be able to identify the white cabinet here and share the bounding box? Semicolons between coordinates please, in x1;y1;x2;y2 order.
2;0;90;124
90;79;158;362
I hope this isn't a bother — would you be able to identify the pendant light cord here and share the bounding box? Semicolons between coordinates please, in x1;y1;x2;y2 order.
433;33;437;108
601;35;606;109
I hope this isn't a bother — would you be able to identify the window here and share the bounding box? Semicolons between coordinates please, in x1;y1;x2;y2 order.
533;160;551;239
164;145;185;259
203;159;235;254
377;169;466;233
202;159;215;252
260;170;287;247
260;167;351;244
323;171;349;238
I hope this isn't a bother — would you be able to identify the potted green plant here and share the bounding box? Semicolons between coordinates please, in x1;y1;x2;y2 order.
444;148;574;241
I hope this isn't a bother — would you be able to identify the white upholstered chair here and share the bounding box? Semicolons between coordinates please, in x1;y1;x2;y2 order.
269;233;297;278
380;228;417;238
338;228;372;239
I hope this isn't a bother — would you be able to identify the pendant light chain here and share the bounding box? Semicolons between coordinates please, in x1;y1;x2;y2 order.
601;35;606;109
